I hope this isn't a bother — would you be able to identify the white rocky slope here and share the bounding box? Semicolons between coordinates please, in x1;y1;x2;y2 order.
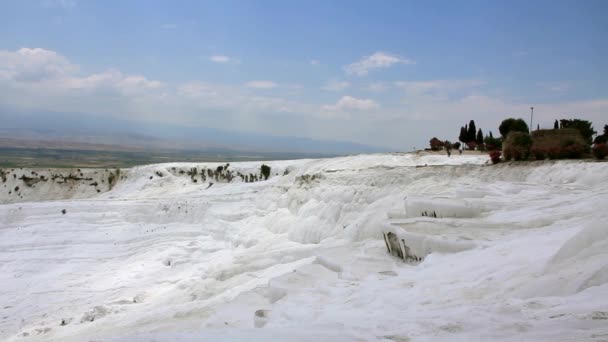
1;153;607;341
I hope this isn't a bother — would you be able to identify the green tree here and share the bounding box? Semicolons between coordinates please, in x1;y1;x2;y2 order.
554;120;559;129
499;118;529;139
593;124;608;144
476;128;484;146
484;132;502;151
458;126;467;144
260;164;271;180
559;119;595;145
503;132;532;161
467;120;477;142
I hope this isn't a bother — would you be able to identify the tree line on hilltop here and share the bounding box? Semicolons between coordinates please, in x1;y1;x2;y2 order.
428;116;608;161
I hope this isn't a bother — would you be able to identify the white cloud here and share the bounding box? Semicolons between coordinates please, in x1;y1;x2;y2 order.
344;52;414;76
176;81;312;117
0;48;79;82
2;47;607;151
209;55;240;64
245;80;277;89
322;79;350;92
322;95;379;112
0;47;162;99
0;48;313;125
65;69;162;95
177;82;220;99
336;96;379;110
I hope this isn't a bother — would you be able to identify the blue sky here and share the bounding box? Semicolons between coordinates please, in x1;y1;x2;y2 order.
0;0;606;150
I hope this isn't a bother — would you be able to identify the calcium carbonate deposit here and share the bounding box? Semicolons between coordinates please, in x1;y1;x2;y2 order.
1;153;607;341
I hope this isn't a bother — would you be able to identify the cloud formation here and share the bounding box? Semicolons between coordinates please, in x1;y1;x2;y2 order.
345;52;414;76
245;80;277;89
0;47;606;150
0;48;161;96
209;55;239;64
323;95;378;112
0;48;78;82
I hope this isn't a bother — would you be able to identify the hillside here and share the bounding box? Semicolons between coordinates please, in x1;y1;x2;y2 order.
1;153;607;341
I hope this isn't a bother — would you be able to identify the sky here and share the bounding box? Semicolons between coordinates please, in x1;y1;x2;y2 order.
0;0;607;151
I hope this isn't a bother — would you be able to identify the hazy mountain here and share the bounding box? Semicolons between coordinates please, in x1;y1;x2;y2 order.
0;109;389;156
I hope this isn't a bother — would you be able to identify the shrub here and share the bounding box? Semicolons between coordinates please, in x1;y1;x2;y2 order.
594;125;608;144
530;146;545;160
429;137;444;151
530;128;588;160
503;131;532;161
595;135;608;145
561;139;587;159
452;142;461;150
108;168;120;190
489;150;501;164
466;141;477;150
559;119;595;145
592;143;608;160
499;118;529;139
260;164;271;180
484;136;502;151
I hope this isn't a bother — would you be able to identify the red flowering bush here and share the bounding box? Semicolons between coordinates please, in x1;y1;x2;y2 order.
489;150;502;164
593;143;608;160
530;128;588;160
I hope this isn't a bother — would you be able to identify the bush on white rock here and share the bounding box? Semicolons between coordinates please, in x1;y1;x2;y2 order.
403;195;481;219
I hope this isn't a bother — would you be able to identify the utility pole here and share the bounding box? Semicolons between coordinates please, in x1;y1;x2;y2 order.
530;107;534;132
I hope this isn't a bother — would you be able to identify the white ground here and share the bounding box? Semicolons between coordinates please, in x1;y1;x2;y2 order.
1;153;607;341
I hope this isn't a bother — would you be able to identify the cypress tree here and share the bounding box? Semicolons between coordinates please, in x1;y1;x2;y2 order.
476;128;483;146
554;120;559;129
467;120;476;142
459;126;466;144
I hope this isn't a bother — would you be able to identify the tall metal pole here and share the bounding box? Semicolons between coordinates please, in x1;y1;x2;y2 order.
530;107;534;132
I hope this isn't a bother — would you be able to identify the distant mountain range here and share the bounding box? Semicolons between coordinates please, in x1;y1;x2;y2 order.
0;109;388;157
